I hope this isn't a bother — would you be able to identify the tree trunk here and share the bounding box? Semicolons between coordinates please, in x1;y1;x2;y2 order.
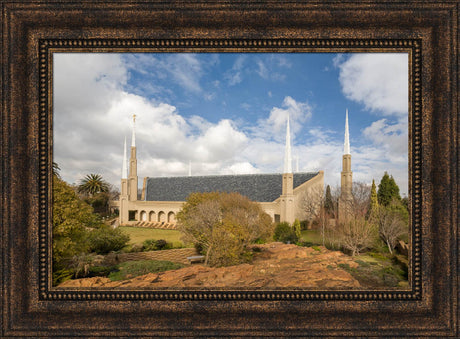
205;244;212;266
386;239;393;254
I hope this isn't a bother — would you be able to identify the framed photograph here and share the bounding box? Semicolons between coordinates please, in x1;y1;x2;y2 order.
1;1;458;337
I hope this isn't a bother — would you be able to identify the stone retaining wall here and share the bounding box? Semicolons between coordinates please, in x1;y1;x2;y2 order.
103;247;198;266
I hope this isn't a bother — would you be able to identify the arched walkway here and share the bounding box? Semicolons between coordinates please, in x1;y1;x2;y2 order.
168;211;176;222
149;211;156;222
140;210;147;221
158;211;166;222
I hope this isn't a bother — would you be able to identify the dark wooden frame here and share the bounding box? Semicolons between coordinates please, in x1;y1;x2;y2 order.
1;1;458;337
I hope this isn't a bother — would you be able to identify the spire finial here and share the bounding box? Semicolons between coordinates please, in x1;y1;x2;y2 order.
284;113;292;173
344;109;350;155
122;137;128;179
131;114;136;147
188;160;192;176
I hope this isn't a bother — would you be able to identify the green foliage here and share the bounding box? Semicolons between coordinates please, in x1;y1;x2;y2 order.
367;179;379;219
88;265;118;277
78;173;110;197
108;260;184;281
84;192;110;216
273;222;298;244
377;172;401;206
299;220;309;230
53;176;102;283
87;226;130;254
177;192;274;267
52;268;74;286
324;185;334;215
292;219;302;240
142;239;172;251
52;162;61;178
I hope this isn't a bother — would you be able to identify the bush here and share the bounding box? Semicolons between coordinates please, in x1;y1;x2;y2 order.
300;220;309;230
108;260;184;281
88;226;130;254
88;265;118;277
142;239;172;251
177;192;274;267
273;222;298;244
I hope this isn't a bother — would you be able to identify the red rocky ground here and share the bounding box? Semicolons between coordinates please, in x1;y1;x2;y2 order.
58;242;361;289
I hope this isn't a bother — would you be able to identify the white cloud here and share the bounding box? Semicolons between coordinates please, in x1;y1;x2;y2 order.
336;53;408;116
123;53;210;94
266;96;312;136
53;53;408;197
54;54;249;187
223;162;260;175
224;55;245;85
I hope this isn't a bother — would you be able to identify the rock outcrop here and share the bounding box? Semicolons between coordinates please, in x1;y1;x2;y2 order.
58;243;361;289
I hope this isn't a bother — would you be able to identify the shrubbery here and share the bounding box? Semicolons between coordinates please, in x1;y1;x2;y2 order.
142;239;172;251
177;192;274;267
273;221;299;244
88;226;130;255
52;176;130;284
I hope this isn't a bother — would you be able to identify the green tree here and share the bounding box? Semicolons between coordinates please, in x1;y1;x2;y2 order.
324;185;334;215
177;192;274;267
373;199;408;254
367;179;379;219
52;162;61;178
78;174;110;197
53;176;101;284
377;172;401;207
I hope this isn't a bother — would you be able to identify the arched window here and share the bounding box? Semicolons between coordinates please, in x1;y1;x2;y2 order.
167;211;175;222
140;210;147;221
149;211;156;222
158;211;166;222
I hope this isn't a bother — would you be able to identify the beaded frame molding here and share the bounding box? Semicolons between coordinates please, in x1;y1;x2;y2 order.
38;38;422;302
2;1;458;337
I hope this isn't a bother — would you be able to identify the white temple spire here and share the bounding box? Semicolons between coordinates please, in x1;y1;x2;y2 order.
344;109;350;155
122;137;128;179
131;114;136;147
188;160;192;176
296;154;299;173
284;114;292;173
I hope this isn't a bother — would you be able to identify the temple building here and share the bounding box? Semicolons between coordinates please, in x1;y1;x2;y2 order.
113;114;326;227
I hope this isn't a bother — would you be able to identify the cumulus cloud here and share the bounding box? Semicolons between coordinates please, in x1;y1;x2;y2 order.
335;53;408;116
53;53;408;196
54;54;250;186
333;53;409;195
265;96;312;136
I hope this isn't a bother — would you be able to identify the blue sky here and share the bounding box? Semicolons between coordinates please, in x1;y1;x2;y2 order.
53;53;409;195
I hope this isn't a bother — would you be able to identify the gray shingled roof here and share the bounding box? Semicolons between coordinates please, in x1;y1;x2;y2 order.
145;172;319;202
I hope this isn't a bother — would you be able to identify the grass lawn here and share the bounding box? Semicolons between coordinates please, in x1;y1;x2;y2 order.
300;229;323;245
118;227;191;248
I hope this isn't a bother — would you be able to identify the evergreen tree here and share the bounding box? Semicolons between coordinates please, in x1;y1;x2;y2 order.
367;179;379;218
324;185;334;215
377;172;401;206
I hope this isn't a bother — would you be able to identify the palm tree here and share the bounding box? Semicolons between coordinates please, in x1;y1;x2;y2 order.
77;174;109;197
52;162;61;178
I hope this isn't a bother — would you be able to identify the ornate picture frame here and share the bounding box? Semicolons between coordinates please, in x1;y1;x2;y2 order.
1;1;457;337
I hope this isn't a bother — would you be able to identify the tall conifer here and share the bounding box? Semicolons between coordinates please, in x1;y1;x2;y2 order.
377;172;401;206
